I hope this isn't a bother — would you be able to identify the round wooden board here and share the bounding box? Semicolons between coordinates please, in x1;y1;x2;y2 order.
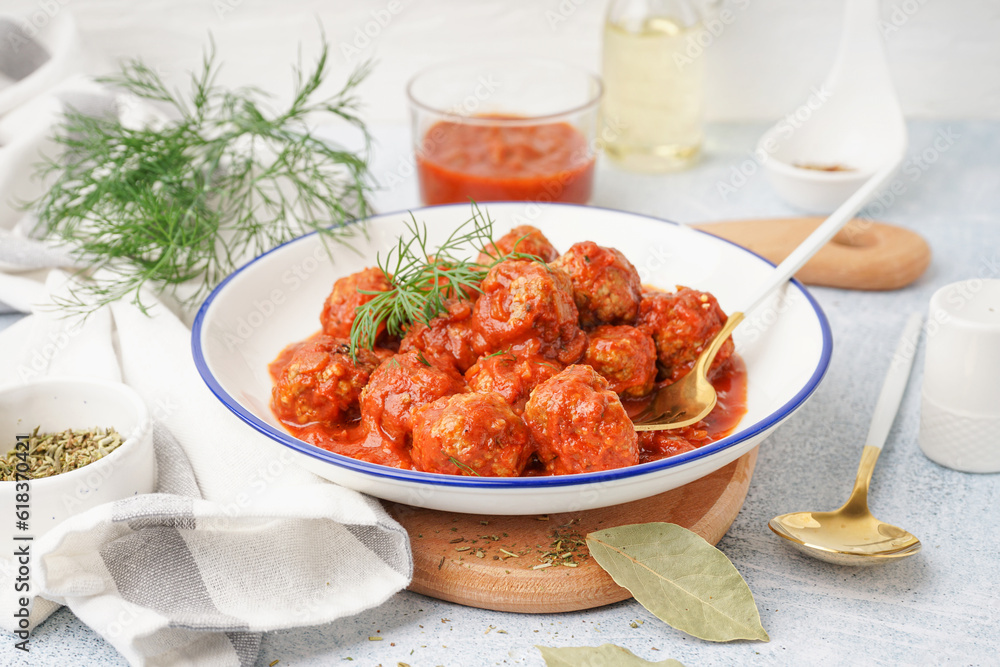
692;217;931;291
383;447;758;614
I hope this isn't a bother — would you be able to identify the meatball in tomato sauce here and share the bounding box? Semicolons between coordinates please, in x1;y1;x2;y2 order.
399;299;484;374
477;225;559;264
472;259;587;365
272;336;383;425
551;241;642;328
465;352;563;414
523;365;639;475
584;325;657;398
637;287;734;384
320;267;393;339
411;392;532;477
359;352;466;443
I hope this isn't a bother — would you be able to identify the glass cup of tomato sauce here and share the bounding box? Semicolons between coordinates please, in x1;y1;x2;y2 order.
407;58;603;206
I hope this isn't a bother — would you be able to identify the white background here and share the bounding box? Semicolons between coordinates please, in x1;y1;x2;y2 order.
5;0;999;123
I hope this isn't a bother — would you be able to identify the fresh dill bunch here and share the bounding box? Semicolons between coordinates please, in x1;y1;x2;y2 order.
31;38;373;315
349;203;540;356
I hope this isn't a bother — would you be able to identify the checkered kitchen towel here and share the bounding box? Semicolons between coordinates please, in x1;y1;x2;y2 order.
0;13;412;667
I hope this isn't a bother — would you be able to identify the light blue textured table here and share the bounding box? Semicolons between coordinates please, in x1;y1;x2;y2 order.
2;120;998;666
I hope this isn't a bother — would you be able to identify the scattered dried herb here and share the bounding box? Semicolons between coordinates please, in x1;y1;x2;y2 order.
1;426;123;480
587;523;769;642
537;644;684;666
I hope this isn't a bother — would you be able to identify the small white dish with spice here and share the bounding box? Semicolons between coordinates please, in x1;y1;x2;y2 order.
0;377;155;544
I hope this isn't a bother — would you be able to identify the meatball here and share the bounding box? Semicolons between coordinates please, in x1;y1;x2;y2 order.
477;225;559;264
551;241;642;328
471;259;587;365
523;365;639;475
411;393;532;477
320;267;393;339
399;299;484;374
272;336;383;425
465;352;563;414
359;352;466;443
636;287;735;384
584;325;657;398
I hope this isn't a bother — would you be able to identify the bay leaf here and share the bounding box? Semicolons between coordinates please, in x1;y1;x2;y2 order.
586;523;769;642
537;643;684;666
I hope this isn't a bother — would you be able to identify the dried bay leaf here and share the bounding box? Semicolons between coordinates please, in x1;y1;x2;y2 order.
587;523;769;642
537;644;684;666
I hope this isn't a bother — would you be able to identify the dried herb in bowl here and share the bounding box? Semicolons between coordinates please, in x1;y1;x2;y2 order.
0;426;124;481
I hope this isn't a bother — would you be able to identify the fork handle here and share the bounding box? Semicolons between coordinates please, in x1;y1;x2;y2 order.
864;312;923;450
692;311;744;377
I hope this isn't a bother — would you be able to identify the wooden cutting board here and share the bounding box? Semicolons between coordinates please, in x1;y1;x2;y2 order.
693;217;931;290
383;447;757;613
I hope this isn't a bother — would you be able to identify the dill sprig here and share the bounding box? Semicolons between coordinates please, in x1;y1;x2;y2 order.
349;203;538;356
31;38;373;315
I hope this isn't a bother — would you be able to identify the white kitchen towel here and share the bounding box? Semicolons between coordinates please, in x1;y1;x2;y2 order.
0;12;412;667
0;12;99;306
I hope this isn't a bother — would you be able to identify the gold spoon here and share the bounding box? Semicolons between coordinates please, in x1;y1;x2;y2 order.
768;313;923;565
632;154;905;431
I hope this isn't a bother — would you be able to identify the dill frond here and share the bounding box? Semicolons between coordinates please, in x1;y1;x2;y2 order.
349;203;543;358
31;38;373;315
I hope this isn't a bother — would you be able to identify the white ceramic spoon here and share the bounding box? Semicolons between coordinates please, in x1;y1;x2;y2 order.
756;0;907;212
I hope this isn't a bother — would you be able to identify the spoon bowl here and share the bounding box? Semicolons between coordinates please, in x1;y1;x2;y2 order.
769;509;921;566
768;313;924;565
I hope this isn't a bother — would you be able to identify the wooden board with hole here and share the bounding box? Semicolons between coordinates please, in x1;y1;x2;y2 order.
383;447;757;614
693;217;931;290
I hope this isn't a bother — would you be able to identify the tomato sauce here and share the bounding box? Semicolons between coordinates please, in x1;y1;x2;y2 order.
269;338;747;472
415;120;595;205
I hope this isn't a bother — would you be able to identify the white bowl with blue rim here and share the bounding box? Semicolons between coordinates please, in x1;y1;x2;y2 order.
192;202;831;515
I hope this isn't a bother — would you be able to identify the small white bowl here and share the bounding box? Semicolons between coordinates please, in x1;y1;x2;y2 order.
0;377;155;544
757;139;878;213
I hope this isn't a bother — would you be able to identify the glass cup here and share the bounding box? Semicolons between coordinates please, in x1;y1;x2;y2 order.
919;279;1000;472
406;58;603;206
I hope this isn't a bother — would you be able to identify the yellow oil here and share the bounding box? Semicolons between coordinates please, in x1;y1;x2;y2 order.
601;16;705;172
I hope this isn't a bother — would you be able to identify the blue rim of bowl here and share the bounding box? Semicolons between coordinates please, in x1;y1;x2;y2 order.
192;202;833;489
